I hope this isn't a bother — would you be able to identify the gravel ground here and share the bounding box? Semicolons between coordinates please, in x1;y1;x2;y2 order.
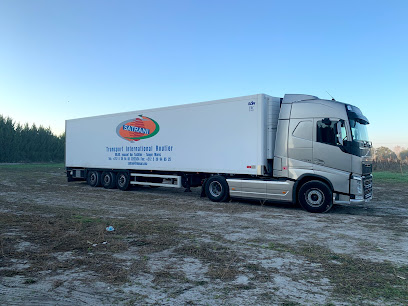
0;165;407;305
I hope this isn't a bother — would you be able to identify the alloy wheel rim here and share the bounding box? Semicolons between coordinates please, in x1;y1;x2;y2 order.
306;189;325;207
209;181;222;197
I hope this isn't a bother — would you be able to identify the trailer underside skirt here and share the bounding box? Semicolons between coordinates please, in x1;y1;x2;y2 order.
130;173;182;188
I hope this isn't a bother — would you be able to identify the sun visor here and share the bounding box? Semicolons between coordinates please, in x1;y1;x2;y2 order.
346;105;369;124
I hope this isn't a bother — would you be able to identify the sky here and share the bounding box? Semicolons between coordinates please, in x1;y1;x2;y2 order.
0;0;407;149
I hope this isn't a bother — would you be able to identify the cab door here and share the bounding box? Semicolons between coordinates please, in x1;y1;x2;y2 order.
312;118;351;194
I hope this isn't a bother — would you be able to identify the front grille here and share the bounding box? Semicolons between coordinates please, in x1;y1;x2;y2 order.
363;175;373;200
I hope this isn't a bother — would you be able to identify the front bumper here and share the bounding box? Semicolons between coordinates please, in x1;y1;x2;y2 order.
334;174;373;205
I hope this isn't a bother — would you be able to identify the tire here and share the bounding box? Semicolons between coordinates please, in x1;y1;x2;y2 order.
205;176;230;202
298;180;333;213
87;170;101;187
101;171;117;189
116;172;130;191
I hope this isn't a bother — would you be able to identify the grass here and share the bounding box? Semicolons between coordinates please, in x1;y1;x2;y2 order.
264;242;408;304
0;162;64;169
373;171;408;184
1;162;407;304
0;202;250;289
0;204;182;285
175;242;242;281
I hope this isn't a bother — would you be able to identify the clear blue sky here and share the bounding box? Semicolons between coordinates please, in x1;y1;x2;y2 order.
1;0;407;149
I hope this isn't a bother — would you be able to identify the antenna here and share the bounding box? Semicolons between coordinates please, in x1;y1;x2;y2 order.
326;91;336;101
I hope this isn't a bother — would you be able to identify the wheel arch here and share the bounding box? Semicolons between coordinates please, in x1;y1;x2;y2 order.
293;174;334;203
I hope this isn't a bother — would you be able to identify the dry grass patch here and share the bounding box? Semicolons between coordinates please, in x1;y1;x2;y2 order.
0;206;183;285
266;242;408;304
175;243;243;281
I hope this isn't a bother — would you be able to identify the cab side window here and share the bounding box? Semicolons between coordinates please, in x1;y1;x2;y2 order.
292;120;312;141
316;119;344;146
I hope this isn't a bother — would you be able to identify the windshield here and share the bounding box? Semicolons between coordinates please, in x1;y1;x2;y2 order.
349;119;369;142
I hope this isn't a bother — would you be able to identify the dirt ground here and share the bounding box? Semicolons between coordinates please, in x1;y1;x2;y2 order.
0;165;407;305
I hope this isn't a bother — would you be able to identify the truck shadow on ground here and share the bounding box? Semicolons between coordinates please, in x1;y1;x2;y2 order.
255;199;399;217
232;198;382;216
232;198;301;211
76;182;401;217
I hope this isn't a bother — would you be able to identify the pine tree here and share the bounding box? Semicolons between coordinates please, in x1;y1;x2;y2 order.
0;114;65;163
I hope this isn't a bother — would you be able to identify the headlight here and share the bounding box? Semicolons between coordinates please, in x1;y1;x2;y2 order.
351;175;363;196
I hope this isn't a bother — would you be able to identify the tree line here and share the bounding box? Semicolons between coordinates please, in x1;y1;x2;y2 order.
373;146;408;173
374;146;408;162
0;115;65;163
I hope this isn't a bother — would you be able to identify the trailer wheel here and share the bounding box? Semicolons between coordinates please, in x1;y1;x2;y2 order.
116;172;130;191
87;170;101;187
205;176;229;202
102;171;117;189
298;180;333;213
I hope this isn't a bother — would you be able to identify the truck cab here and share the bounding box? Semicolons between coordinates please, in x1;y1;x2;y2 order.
273;94;373;212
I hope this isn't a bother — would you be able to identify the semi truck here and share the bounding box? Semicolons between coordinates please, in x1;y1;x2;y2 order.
66;93;373;213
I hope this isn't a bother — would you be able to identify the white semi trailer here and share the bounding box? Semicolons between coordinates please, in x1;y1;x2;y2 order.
66;93;373;213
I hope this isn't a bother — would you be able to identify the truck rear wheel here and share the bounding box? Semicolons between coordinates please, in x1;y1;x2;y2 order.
102;171;117;189
298;180;333;213
116;172;130;191
87;170;101;187
205;176;230;202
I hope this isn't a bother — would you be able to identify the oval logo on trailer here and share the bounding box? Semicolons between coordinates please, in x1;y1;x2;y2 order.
116;115;160;142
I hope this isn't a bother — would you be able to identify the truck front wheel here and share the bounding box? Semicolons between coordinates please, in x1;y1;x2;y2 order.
205;176;230;202
298;180;333;213
87;170;101;187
